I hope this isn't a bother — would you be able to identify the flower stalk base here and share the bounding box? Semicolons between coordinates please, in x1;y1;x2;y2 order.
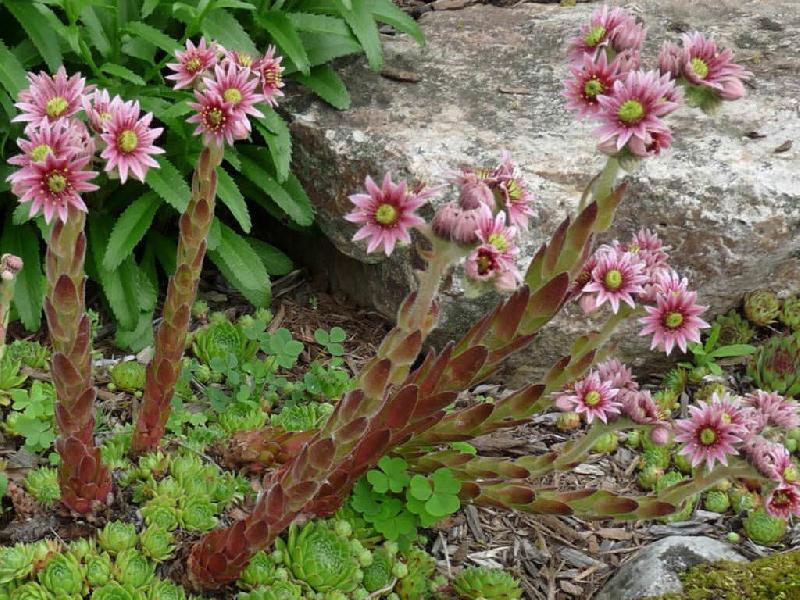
45;207;112;513
131;144;224;455
0;254;23;362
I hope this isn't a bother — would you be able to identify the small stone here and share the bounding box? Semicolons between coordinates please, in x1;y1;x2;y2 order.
594;536;746;600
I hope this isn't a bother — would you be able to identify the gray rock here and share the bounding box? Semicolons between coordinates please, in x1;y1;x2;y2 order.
285;0;800;385
594;535;746;600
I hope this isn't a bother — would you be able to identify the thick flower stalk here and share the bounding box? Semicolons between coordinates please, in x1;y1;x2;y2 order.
0;254;23;361
131;39;282;455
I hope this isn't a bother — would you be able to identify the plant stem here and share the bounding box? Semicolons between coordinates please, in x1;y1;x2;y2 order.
580;156;620;211
405;236;462;333
0;254;22;362
659;461;763;506
46;207;112;513
131;143;224;456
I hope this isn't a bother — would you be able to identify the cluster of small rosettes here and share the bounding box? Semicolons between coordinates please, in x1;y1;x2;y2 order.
574;228;709;355
167;38;284;148
674;390;800;519
563;5;749;161
345;152;533;294
5;67;165;224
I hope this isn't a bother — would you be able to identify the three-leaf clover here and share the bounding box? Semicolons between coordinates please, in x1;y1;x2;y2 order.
313;327;346;357
13;416;56;453
264;328;304;369
406;468;461;523
367;457;410;494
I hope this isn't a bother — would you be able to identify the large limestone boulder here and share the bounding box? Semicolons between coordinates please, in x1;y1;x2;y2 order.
285;0;800;386
594;535;746;600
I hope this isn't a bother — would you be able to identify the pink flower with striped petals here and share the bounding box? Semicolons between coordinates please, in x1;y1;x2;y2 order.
204;61;264;125
255;45;285;106
345;174;434;256
745;390;800;430
583;250;647;313
13;67;88;127
558;372;621;424
9;153;98;224
100;97;164;183
765;485;800;519
7;121;81;169
567;6;645;62
563;52;623;119
681;32;750;101
639;285;709;354
167;38;219;90
82;88;113;133
187;89;249;147
675;400;742;469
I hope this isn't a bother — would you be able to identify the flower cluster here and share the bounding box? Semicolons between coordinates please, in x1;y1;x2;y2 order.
674;390;800;518
564;5;748;160
6;67;163;223
167;38;284;147
346;152;534;294
574;228;709;354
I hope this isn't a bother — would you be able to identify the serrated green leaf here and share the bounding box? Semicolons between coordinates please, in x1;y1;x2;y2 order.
248;238;293;276
146;156;190;212
141;0;160;18
366;0;424;45
124;21;181;53
254;115;291;183
207;222;270;308
298;30;362;68
100;63;147;85
0;39;29;99
207;217;221;250
88;217;141;330
79;7;112;58
288;12;350;36
0;221;43;331
147;231;176;276
202;8;257;56
115;310;154;352
216;167;251;232
292;64;351;109
4;0;63;71
213;0;255;9
282;173;315;226
103;192;161;270
257;11;310;75
239;152;314;226
334;0;382;71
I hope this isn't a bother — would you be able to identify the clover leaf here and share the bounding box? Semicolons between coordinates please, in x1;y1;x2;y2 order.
314;327;346;356
265;328;304;369
367;456;410;494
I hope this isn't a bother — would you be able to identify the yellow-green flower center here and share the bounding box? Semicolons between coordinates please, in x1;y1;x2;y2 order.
206;108;224;129
223;88;242;105
186;57;202;72
784;466;799;483
618;99;644;124
476;252;493;274
238;53;253;68
45;96;68;118
584;78;604;99
32;144;52;162
118;129;138;153
506;179;523;201
690;57;709;79
585;25;606;47
47;172;67;194
263;66;282;87
664;311;684;329
603;269;623;290
374;203;398;226
584;390;601;407
488;233;508;252
699;427;717;446
100;112;112;124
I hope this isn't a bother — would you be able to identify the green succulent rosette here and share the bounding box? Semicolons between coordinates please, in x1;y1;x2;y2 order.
147;579;186;600
113;550;154;590
714;310;755;346
236;582;303;600
37;552;85;598
362;548;395;593
781;296;800;331
137;452;170;478
0;543;35;584
280;521;360;593
67;538;97;561
452;567;523;600
237;551;277;590
177;497;218;532
218;404;266;434
100;435;132;471
168;455;204;485
23;468;60;505
85;552;113;587
395;547;435;600
6;340;50;370
271;403;334;433
191;317;256;365
140;504;180;531
98;522;138;555
744;289;781;327
139;527;175;563
153;478;182;504
110;362;146;393
9;582;52;600
743;509;787;546
748;334;800;397
90;583;139;600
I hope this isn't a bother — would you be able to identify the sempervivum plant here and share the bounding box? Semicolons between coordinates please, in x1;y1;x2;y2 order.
743;509;787;546
452;566;523;600
109;362;147;394
713;310;755;346
23;467;61;505
148;578;188;600
236;551;279;591
191;314;257;366
270;403;335;432
178;497;218;532
98;522;138;555
743;289;780;327
89;582;139;600
748;334;800;397
113;549;154;590
276;521;360;594
395;547;437;600
37;552;85;599
9;582;51;600
139;527;175;563
0;543;35;584
237;582;303;600
361;546;397;594
781;296;800;331
85;552;113;588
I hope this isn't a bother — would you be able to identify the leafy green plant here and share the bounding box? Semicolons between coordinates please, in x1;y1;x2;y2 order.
23;467;60;505
0;0;423;339
678;323;757;381
452;566;522;600
5;380;57;453
314;327;346;357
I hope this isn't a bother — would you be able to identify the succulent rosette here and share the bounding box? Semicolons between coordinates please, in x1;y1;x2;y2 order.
237;551;278;590
236;582;302;600
0;544;35;584
178;497;218;532
452;566;523;600
113;550;154;590
109;362;147;393
23;468;61;505
361;547;395;593
139;527;175;563
90;582;139;600
278;522;360;593
140;504;180;532
9;582;52;600
147;579;187;600
67;538;97;561
37;552;85;598
98;522;138;555
85;552;114;587
747;334;800;397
